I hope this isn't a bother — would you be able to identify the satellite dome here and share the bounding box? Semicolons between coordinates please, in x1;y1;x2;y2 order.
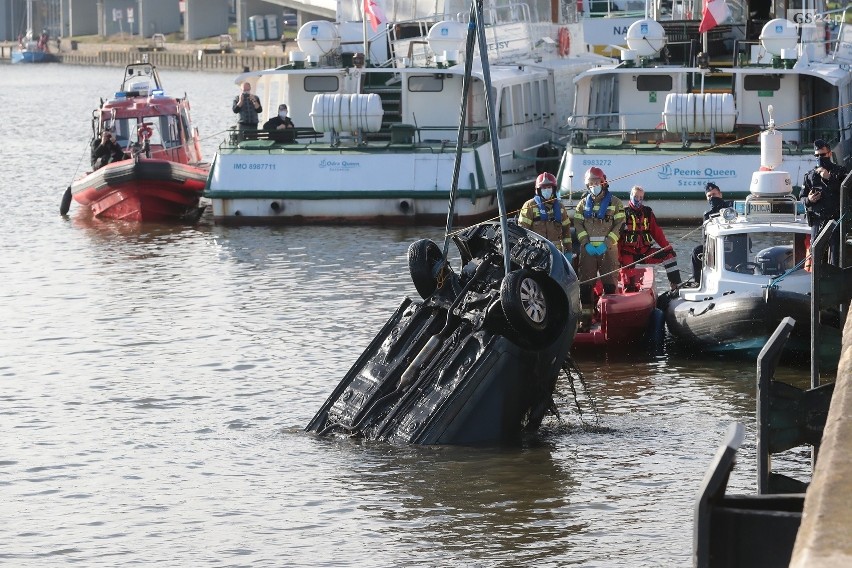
759;18;798;56
297;21;340;58
427;21;466;58
625;19;667;57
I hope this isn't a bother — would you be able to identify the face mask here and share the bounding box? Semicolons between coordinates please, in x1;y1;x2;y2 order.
630;197;642;207
589;184;602;197
279;111;288;119
540;188;554;200
818;156;832;168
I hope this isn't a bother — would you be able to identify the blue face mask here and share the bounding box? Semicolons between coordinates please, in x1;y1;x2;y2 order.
540;187;555;200
630;197;643;207
589;184;602;197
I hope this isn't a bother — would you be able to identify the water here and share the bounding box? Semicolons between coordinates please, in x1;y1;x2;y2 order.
0;64;815;567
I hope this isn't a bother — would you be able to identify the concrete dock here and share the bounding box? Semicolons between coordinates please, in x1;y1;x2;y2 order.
790;311;852;566
1;39;290;73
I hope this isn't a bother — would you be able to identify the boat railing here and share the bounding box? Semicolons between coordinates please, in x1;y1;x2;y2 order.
569;116;828;153
225;124;490;148
736;193;803;223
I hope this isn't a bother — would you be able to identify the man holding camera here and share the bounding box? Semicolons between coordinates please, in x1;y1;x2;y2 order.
801;139;848;265
91;130;125;171
232;81;263;140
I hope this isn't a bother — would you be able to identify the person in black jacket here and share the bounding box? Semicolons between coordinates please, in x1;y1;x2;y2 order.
232;82;262;139
801;139;849;266
691;182;733;281
262;103;296;142
91;130;125;170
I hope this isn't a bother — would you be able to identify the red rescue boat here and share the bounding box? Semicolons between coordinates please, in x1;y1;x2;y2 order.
573;266;660;347
64;63;208;222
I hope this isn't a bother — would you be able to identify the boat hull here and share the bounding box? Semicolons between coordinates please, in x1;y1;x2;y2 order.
11;49;57;64
574;267;658;348
665;289;812;356
71;158;208;222
206;144;530;225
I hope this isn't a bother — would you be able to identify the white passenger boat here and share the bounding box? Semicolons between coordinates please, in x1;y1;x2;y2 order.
205;0;611;225
557;1;852;221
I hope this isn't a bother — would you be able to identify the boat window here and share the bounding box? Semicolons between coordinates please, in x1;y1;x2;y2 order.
498;86;512;138
105;118;137;149
142;115;180;148
743;75;781;92
706;236;717;270
636;75;673;92
723;234;748;270
303;76;339;92
407;76;443;92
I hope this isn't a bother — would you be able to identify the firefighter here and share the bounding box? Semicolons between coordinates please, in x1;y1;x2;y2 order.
518;172;573;256
618;186;682;289
574;167;625;304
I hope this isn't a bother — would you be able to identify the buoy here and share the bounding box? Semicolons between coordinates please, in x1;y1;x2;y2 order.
557;27;570;57
60;186;72;215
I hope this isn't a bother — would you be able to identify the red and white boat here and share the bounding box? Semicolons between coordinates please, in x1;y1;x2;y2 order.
64;63;208;222
573;266;660;348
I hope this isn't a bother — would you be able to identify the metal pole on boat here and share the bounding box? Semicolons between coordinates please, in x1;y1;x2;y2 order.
474;0;511;276
442;4;479;261
810;221;835;388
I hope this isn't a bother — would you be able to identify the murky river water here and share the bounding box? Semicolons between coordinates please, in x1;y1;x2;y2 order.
0;64;816;566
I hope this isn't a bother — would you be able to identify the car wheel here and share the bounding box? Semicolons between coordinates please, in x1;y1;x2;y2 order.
408;239;443;299
501;269;549;337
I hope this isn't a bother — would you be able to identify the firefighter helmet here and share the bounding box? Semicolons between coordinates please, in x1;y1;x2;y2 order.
535;172;557;190
584;167;606;185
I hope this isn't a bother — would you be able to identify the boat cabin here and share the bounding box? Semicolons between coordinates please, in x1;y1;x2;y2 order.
92;63;202;165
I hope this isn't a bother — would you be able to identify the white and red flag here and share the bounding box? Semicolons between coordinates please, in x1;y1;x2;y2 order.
364;0;387;31
698;0;731;33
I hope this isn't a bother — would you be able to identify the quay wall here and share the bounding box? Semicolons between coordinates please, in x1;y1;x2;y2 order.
0;41;290;74
790;313;852;567
58;49;289;73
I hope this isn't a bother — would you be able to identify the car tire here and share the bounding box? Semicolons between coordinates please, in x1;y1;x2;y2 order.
501;269;549;342
408;239;443;299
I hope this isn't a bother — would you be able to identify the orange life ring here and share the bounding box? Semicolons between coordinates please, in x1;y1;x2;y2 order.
557;27;570;57
139;125;153;140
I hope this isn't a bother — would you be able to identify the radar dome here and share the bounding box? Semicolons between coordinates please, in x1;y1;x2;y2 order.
297;21;340;58
427;21;466;58
625;19;667;57
759;18;798;56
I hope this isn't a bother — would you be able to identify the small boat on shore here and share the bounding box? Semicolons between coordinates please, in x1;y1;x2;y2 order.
556;3;852;221
662;113;814;356
205;0;610;225
64;63;208;222
574;266;661;349
11;2;58;64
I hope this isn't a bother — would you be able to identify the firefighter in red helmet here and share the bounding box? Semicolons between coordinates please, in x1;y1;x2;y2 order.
573;167;625;305
518;172;573;256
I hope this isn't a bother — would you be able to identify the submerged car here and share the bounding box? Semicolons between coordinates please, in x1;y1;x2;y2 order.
305;221;581;445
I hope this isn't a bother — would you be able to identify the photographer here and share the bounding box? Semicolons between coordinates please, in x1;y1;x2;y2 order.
91;130;125;171
801;139;849;265
232;81;262;140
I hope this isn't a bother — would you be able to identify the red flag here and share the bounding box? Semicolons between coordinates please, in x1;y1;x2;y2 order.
698;0;731;34
364;0;387;32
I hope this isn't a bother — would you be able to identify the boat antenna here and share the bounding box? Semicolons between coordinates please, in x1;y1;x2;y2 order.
759;101;766;129
442;0;511;277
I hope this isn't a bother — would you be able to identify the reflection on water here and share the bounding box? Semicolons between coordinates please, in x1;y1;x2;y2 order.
0;65;822;566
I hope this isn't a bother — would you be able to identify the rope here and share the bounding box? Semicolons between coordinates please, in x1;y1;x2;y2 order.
561;356;600;427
